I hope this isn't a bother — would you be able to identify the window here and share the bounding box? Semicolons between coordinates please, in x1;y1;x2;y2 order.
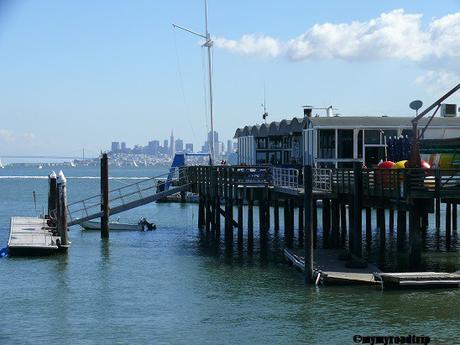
318;129;335;159
365;130;381;144
337;130;353;158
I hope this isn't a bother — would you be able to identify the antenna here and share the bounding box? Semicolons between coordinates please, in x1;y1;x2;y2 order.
173;0;215;165
262;82;268;122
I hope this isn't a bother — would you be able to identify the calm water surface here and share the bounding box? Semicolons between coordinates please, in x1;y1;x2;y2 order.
0;166;459;344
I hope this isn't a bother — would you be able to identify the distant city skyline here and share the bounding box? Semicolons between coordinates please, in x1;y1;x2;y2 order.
0;1;459;156
109;129;235;158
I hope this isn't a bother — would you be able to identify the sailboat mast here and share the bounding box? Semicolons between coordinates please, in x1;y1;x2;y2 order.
172;0;216;164
204;0;215;164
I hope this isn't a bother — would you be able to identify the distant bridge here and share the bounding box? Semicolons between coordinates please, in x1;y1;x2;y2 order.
1;155;85;160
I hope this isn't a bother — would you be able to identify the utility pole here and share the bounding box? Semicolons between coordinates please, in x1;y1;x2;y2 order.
173;0;215;165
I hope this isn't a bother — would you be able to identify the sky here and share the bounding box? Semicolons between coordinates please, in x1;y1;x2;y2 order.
0;0;459;157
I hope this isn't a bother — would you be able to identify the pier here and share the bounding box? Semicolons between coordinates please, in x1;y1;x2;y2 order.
185;164;460;284
7;171;70;256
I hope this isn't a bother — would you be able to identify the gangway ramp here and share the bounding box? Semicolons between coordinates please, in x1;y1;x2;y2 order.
67;169;191;226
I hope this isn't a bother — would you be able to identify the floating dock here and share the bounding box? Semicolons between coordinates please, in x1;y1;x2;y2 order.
284;248;381;286
7;217;66;256
374;272;460;289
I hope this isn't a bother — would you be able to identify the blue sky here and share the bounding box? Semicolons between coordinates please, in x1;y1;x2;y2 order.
0;0;459;156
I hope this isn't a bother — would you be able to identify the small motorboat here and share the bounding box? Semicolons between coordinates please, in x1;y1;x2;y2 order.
81;218;156;231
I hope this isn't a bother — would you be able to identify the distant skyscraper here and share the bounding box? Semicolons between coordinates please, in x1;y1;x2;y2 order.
175;139;184;152
147;140;160;155
206;130;219;155
163;139;168;150
121;142;127;152
185;143;193;153
227;140;233;153
170;130;175;157
217;142;223;156
111;141;120;153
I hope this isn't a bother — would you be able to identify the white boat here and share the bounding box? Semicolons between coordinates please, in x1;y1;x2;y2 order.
132;160;138;167
0;159;4;169
81;220;143;231
81;218;156;231
70;161;76;167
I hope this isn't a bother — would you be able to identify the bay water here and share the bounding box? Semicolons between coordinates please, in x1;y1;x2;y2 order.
0;166;458;344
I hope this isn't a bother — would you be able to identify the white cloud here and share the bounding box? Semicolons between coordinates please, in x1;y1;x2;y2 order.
214;9;460;96
214;9;460;63
214;34;282;58
415;70;460;100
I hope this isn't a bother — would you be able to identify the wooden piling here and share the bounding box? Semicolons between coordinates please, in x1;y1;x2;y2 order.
100;153;109;239
215;197;221;237
435;197;441;231
322;199;331;248
313;199;318;248
453;203;457;232
409;202;422;267
237;199;243;247
247;192;254;249
389;208;394;233
284;199;294;248
274;199;280;231
331;200;340;249
205;198;211;233
352;163;363;257
198;196;205;230
397;210;407;251
377;208;386;245
446;202;452;247
435;170;441;231
47;172;57;218
303;166;314;283
298;203;304;247
340;203;347;247
56;171;69;247
284;199;290;242
365;207;372;246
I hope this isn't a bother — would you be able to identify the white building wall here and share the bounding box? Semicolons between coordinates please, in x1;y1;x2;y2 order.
237;136;256;165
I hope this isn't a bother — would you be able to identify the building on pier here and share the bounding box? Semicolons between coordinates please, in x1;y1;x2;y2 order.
235;117;308;166
235;112;460;168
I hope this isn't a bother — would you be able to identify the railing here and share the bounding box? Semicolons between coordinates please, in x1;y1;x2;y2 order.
273;167;300;188
233;166;272;186
188;166;460;200
312;168;333;192
332;168;460;199
67;167;189;224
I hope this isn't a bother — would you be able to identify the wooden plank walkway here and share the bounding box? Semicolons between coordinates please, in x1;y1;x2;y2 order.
284;248;381;286
8;217;63;256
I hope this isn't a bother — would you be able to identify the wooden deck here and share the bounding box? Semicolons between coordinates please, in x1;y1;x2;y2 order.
8;217;65;256
284;248;381;286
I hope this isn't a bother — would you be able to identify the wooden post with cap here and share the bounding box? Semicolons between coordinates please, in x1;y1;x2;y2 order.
101;153;109;239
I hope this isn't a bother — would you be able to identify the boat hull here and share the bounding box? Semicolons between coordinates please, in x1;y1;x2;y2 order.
81;221;142;231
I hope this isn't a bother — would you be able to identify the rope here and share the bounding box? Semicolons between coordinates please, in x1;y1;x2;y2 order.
201;48;210;137
172;27;197;143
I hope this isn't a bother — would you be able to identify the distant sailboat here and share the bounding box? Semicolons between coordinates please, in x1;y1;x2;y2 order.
132;160;138;168
0;159;4;169
70;161;76;167
38;165;43;169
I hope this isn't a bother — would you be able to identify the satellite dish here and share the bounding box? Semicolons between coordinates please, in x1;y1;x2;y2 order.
409;100;423;111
